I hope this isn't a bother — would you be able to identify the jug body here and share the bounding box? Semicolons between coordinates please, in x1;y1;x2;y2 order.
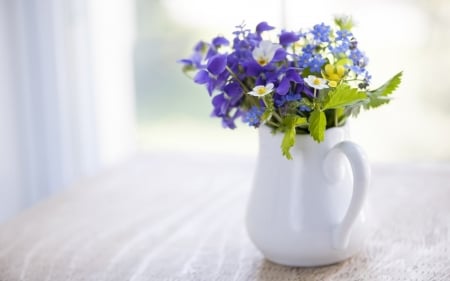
246;124;370;266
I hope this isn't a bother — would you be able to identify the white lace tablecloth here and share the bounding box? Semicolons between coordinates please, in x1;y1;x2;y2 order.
0;153;449;280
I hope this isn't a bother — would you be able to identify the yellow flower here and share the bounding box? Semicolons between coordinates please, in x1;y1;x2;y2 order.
328;81;338;88
323;63;346;82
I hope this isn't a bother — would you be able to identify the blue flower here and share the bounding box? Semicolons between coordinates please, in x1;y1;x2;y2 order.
274;91;301;107
348;65;365;75
308;55;326;73
330;41;350;54
302;44;315;54
336;30;352;42
311;23;331;43
286;92;301;102
299;105;311;112
243;106;265;126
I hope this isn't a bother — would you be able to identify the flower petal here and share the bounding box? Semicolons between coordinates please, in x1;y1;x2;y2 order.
285;68;303;83
207;54;227;75
212;36;230;47
256;22;275;34
193;70;210;84
272;48;287;62
279;31;300;45
276;78;290;96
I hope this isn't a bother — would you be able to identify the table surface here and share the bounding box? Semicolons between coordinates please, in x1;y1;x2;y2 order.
0;153;449;281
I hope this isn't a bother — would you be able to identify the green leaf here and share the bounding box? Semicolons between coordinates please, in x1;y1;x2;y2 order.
281;125;296;160
365;72;402;109
294;117;308;126
322;84;367;110
309;110;326;142
335;58;352;67
363;95;390;109
346;102;363;117
369;71;403;97
280;116;308;160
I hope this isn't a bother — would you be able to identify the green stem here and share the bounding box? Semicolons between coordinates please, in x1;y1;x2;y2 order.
266;120;279;128
225;66;250;92
334;109;338;127
262;96;282;122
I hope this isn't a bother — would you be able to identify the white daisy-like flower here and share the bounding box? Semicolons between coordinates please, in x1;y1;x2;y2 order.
247;83;275;97
252;40;281;67
305;75;329;90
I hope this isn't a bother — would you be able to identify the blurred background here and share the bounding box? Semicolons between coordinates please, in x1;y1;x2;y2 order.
0;0;449;222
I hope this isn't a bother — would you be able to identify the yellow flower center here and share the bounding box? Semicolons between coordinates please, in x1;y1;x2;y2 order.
257;58;268;66
257;87;266;95
313;78;322;85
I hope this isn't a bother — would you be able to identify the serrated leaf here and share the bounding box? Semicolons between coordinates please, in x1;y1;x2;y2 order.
280;116;308;160
322;84;367;110
363;95;391;109
346;103;363;117
369;71;403;97
309;110;326;142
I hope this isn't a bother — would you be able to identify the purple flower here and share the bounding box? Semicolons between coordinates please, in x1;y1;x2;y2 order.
279;31;300;46
211;93;239;129
276;78;291;95
256;22;275;35
223;82;243;105
212;36;230;47
276;69;303;95
207;54;227;75
193;70;210;84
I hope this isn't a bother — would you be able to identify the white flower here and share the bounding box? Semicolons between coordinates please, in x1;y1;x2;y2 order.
247;83;275;97
305;75;329;90
252;40;281;67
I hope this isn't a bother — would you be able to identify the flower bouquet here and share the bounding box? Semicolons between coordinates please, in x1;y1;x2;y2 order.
179;16;402;159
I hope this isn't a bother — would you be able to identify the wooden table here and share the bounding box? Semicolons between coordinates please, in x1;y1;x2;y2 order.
0;153;449;280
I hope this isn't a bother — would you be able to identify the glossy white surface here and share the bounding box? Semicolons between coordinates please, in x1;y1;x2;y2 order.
246;125;370;266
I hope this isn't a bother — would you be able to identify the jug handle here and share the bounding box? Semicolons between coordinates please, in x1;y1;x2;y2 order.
324;141;370;250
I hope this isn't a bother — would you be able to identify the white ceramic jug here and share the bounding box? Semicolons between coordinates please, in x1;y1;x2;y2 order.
246;124;370;266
